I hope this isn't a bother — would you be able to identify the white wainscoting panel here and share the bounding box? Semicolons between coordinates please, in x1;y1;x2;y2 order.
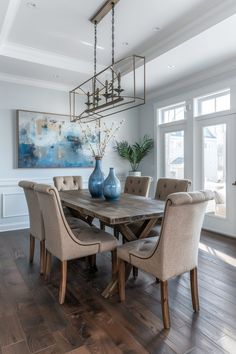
2;192;28;218
0;177;52;232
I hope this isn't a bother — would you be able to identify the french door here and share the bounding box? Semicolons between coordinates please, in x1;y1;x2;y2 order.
159;122;187;179
195;114;236;237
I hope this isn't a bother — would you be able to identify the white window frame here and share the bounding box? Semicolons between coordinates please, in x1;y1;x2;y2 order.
194;88;230;117
158;101;186;125
157;120;187;179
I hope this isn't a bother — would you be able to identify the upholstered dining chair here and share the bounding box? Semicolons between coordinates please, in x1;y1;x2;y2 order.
117;190;214;329
155;178;191;201
124;176;152;197
125;177;191;278
149;177;192;236
19;181;46;274
100;176;152;237
19;180;92;274
35;184;118;304
53;176;83;192
53;175;92;225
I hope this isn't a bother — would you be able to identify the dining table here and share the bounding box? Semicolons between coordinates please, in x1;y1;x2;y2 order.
60;189;165;297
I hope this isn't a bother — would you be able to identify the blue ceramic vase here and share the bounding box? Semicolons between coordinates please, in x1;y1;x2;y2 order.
103;167;121;201
88;157;104;198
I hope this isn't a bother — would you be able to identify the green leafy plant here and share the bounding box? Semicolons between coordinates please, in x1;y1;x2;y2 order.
114;135;154;171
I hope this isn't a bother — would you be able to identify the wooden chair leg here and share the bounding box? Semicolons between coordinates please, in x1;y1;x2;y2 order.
111;249;118;277
118;259;126;302
160;280;170;329
100;221;105;230
40;240;45;275
45;250;52;280
88;254;97;271
113;227;119;239
29;234;35;263
59;260;67;305
190;267;200;312
133;267;138;278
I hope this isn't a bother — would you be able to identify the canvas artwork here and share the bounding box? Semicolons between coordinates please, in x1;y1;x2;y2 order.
17;110;97;168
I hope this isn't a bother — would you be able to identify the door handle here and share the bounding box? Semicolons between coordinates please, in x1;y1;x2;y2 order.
232;181;236;186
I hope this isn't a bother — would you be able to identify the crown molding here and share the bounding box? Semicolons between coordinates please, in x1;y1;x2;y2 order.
0;42;104;75
147;57;236;102
140;0;236;62
0;0;21;46
0;72;71;92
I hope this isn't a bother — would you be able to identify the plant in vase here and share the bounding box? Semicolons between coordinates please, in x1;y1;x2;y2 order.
114;135;154;176
80;119;124;198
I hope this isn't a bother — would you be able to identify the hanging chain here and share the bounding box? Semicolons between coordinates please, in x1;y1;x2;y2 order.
94;20;97;77
112;2;115;65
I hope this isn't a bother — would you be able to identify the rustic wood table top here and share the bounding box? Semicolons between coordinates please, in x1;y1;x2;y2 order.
60;189;165;226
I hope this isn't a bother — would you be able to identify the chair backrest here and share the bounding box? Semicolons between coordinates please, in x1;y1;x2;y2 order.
34;184;100;260
148;191;214;280
18;180;44;240
155;178;191;201
53;176;83;191
124;176;152;197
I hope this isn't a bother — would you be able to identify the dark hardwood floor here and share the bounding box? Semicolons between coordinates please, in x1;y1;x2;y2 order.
0;229;235;354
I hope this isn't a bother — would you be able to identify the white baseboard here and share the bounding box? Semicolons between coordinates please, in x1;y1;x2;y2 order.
0;221;29;232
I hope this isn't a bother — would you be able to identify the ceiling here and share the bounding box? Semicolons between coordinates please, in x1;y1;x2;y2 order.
0;0;236;95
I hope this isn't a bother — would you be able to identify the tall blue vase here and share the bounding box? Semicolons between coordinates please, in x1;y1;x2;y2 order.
88;157;104;198
103;167;121;201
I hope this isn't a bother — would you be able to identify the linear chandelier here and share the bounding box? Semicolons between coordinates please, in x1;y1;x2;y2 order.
70;0;146;123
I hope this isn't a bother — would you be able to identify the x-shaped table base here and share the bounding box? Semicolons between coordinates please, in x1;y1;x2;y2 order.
102;217;159;298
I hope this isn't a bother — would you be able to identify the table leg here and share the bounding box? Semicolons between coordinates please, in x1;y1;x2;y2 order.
120;218;158;280
102;218;158;298
102;263;132;298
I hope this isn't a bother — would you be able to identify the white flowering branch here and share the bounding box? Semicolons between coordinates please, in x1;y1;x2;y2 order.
79;119;124;158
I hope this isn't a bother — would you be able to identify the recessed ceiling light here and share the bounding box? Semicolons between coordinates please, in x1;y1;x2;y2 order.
81;41;104;50
122;42;129;46
168;65;176;69
154;27;161;31
26;2;37;8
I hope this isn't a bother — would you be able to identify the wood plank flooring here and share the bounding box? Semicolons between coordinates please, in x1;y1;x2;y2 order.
0;229;235;354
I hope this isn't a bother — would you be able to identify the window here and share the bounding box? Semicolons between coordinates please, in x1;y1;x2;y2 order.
203;124;226;218
165;130;184;178
159;102;186;124
195;89;230;117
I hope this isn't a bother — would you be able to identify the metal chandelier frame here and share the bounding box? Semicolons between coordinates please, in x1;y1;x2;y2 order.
69;0;146;123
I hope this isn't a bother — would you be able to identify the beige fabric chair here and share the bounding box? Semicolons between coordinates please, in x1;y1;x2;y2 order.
155;178;191;201
124;176;152;197
53;176;83;191
35;184;118;304
53;175;91;224
18;181;45;274
19;180;90;274
117;190;214;329
127;177;191;278
149;177;192;236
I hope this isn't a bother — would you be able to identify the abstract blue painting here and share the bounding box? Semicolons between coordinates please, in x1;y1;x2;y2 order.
17;110;95;168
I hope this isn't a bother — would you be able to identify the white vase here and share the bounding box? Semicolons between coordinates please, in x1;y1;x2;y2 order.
129;171;141;177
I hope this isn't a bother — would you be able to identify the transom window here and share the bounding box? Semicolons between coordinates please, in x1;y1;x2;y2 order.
159;102;186;124
194;89;230;117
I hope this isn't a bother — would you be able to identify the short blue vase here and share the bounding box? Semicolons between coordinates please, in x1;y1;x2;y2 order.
103;167;121;201
88;157;104;198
